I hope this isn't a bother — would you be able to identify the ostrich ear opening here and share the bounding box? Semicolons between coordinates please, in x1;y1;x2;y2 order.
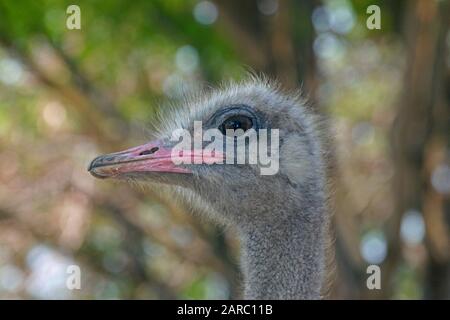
88;140;191;179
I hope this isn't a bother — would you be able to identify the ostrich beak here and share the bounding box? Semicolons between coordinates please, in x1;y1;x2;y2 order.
88;140;191;179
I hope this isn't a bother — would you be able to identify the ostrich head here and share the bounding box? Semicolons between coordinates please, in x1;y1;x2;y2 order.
89;77;329;299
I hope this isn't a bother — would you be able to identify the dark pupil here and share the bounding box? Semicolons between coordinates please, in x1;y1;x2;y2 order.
226;120;242;130
221;116;252;134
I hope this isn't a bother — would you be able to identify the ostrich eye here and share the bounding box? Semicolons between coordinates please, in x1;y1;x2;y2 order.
219;115;253;135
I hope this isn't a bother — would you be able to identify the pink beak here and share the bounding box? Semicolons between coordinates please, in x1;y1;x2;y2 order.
88;140;190;179
88;140;223;179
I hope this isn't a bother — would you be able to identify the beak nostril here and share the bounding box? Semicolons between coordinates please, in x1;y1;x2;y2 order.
139;147;159;156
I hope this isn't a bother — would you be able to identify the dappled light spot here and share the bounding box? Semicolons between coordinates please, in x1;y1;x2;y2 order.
360;230;387;264
193;1;218;25
42;101;67;130
400;210;425;246
257;0;278;16
312;6;330;33
313;32;346;60
175;45;199;74
431;164;450;194
0;57;24;86
328;1;355;34
25;245;74;299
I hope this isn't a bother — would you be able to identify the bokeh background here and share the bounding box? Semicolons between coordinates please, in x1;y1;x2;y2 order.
0;0;449;299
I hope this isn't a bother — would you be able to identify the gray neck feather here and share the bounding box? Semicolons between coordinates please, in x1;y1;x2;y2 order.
238;206;325;299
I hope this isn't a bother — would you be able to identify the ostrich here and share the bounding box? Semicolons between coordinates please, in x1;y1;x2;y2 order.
88;77;330;299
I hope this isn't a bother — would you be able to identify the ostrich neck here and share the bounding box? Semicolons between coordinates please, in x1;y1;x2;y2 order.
238;208;325;299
